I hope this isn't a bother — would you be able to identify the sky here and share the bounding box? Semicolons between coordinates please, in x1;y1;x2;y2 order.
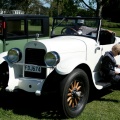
42;0;90;8
41;0;50;8
44;3;50;8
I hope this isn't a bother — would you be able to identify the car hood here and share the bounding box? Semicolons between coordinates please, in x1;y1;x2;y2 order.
24;36;93;53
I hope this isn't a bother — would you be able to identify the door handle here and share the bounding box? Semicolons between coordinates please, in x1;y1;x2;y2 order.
96;47;100;50
95;47;100;53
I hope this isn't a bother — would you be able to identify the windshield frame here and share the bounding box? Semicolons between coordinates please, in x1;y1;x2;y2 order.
50;16;101;41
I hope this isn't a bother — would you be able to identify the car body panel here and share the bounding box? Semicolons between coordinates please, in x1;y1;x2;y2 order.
5;39;27;52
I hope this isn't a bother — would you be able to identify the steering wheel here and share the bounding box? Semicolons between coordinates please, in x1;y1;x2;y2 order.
61;27;79;35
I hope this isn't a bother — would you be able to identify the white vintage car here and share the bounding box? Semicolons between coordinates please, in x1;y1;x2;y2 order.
0;16;120;118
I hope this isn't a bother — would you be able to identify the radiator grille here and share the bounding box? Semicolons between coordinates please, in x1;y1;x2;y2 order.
24;48;46;79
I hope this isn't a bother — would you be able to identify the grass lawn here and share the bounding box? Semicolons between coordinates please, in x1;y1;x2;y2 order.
72;88;120;120
104;27;120;37
112;29;120;37
0;86;120;120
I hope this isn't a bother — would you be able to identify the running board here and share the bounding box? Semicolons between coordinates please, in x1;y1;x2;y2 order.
96;81;111;88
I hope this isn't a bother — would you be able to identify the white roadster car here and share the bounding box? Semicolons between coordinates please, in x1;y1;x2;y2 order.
0;16;120;118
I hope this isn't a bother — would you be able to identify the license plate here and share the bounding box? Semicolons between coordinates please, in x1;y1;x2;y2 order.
25;64;41;73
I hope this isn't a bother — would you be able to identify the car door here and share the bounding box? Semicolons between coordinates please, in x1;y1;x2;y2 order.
92;44;103;72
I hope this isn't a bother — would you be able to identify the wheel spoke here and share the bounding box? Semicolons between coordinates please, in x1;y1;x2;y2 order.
77;86;81;91
72;102;74;108
67;92;72;96
67;96;72;102
68;99;72;106
74;80;77;88
71;83;74;89
75;98;78;106
69;88;72;92
76;82;79;88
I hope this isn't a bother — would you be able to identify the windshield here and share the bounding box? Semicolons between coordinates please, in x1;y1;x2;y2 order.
51;17;100;39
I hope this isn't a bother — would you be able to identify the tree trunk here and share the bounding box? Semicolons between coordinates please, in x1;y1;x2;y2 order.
96;0;103;17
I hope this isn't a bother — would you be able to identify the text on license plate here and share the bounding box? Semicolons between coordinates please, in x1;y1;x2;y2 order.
25;64;41;73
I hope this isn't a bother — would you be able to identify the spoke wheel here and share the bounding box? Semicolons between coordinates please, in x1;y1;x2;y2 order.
67;80;82;108
60;68;89;118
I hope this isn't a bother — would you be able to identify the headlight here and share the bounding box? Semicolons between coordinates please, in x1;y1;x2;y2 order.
44;51;60;67
7;48;22;63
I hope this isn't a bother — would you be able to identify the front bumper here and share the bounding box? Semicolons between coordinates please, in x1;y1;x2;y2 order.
6;77;45;96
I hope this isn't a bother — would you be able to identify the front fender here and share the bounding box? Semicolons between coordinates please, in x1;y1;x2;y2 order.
0;51;22;90
0;52;14;69
0;52;8;64
55;57;87;75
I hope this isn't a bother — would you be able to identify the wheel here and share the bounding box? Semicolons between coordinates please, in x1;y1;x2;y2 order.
61;27;79;35
60;68;89;118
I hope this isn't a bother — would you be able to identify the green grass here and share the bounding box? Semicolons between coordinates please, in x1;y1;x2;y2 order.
72;88;120;120
110;28;120;36
0;87;120;120
104;27;120;36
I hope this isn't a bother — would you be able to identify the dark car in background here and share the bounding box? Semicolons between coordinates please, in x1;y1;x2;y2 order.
0;14;49;52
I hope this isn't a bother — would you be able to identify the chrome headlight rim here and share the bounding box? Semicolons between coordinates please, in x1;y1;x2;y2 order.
44;51;60;67
7;48;22;63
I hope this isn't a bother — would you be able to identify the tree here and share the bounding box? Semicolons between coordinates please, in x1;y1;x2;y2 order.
49;0;78;17
102;0;120;22
62;0;78;16
45;0;111;17
10;0;43;14
76;0;110;17
0;0;11;13
0;0;49;15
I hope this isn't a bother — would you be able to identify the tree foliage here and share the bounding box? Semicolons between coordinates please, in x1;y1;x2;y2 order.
49;0;78;17
102;0;120;22
0;0;49;15
46;0;111;17
0;0;120;22
75;0;110;17
0;0;11;13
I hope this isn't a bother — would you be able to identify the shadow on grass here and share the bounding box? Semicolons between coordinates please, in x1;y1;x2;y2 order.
0;90;63;119
88;88;113;103
97;84;120;103
99;98;120;103
88;84;120;103
0;85;119;119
